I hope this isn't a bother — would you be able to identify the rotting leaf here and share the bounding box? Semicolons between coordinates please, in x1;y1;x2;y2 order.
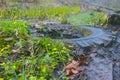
78;55;89;65
63;54;90;80
64;60;79;70
71;69;79;74
64;60;84;80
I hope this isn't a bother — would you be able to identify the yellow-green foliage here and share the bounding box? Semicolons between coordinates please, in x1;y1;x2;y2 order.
0;20;72;79
0;37;71;80
0;6;80;21
0;20;29;36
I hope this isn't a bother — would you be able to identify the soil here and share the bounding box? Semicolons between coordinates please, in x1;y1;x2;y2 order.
73;26;120;80
30;24;91;39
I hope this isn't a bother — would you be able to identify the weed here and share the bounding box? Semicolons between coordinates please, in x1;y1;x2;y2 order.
0;37;72;80
0;6;80;23
0;20;29;37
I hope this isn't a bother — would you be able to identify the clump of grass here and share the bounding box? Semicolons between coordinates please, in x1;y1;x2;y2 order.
0;37;72;80
68;11;108;26
0;6;80;22
0;20;30;49
0;20;29;37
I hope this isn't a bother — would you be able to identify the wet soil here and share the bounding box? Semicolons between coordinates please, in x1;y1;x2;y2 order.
73;26;120;80
106;28;120;80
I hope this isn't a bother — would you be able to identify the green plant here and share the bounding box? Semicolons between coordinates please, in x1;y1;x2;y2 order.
0;6;80;23
68;11;108;26
30;38;71;79
0;37;72;80
0;20;29;37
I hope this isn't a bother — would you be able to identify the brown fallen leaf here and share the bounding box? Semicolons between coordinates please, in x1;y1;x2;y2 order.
71;69;79;74
66;69;71;76
64;58;86;80
64;60;79;70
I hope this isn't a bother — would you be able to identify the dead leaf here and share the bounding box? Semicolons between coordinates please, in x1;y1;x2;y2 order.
12;49;20;53
64;60;79;70
78;55;89;65
71;69;79;74
64;60;85;80
15;29;19;37
66;69;71;76
4;37;13;41
64;57;86;80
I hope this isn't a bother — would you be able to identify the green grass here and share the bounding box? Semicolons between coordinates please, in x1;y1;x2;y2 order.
0;20;72;80
68;11;108;26
0;37;71;80
0;20;29;37
0;6;80;23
